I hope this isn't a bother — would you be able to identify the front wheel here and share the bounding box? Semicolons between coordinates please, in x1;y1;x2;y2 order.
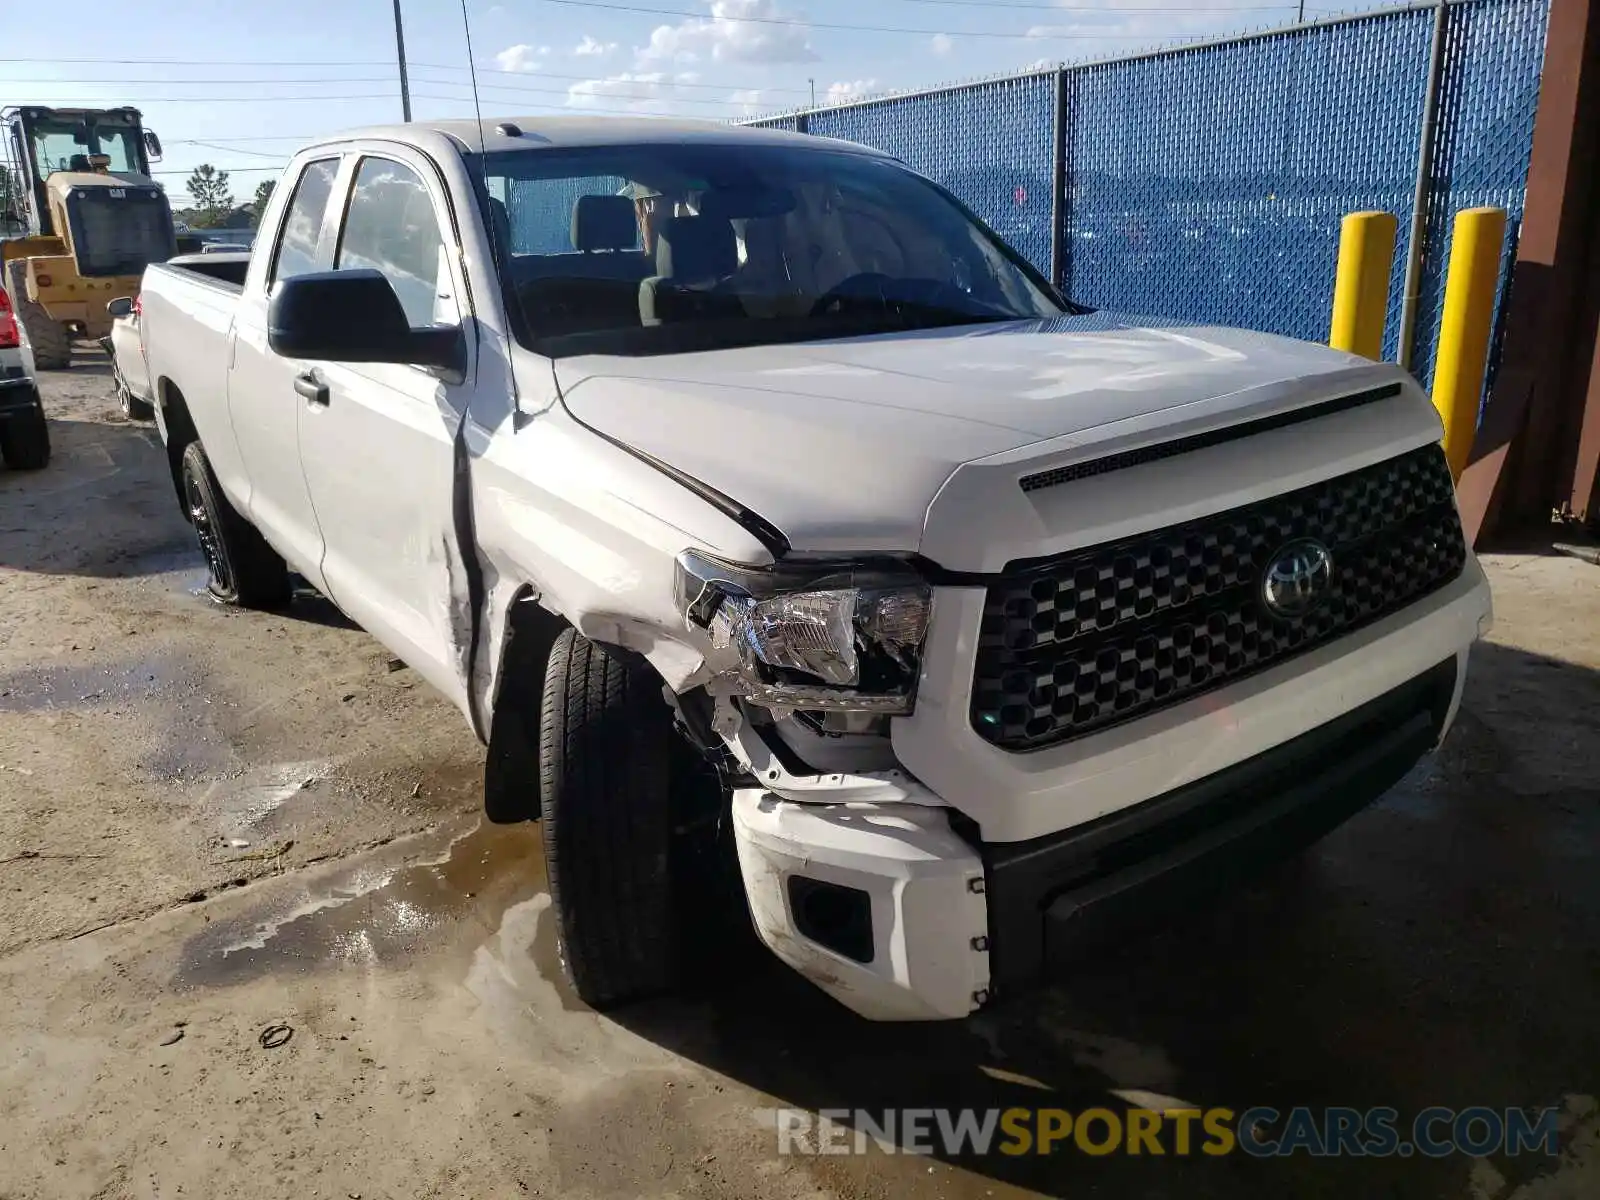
179;441;291;609
539;629;684;1008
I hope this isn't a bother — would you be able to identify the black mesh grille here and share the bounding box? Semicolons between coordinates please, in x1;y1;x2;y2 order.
971;445;1466;751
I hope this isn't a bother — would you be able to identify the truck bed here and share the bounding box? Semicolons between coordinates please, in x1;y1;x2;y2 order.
161;252;250;290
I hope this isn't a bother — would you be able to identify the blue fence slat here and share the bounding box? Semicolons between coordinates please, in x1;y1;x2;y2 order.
753;0;1550;399
1408;0;1551;398
1066;8;1435;356
807;75;1058;277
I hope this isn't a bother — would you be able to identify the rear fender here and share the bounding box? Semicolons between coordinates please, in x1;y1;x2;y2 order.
156;379;199;519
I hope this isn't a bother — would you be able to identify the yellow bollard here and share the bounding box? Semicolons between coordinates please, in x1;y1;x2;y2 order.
1329;211;1399;361
1431;206;1507;480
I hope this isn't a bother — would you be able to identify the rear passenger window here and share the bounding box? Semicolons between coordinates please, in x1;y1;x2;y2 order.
336;157;456;328
271;158;339;285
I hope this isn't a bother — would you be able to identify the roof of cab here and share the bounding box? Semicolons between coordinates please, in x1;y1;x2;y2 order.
298;115;880;158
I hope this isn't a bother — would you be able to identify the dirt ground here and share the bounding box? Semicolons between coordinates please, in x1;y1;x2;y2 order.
1;360;1597;1200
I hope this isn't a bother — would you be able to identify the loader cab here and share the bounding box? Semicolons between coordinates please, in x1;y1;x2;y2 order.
1;106;175;351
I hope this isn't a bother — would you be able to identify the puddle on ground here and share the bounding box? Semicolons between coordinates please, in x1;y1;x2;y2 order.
174;819;559;990
0;650;237;781
202;759;335;839
0;654;197;714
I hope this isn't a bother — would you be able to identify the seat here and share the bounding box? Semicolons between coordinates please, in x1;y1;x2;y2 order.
638;215;744;326
510;195;651;337
571;194;638;257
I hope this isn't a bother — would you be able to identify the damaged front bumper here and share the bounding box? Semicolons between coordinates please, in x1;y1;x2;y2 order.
729;652;1465;1022
730;788;990;1021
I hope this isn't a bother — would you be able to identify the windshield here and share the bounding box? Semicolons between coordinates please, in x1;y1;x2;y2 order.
29;120;142;175
478;143;1065;357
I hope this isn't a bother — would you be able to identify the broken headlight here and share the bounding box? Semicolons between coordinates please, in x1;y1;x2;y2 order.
673;549;932;714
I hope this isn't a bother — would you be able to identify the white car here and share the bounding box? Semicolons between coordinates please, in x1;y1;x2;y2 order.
104;294;155;420
0;279;49;469
137;117;1492;1021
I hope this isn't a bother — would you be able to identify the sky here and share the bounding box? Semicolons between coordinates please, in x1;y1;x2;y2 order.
0;0;1399;208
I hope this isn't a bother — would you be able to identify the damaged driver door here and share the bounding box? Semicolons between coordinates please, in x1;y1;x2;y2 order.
294;148;476;712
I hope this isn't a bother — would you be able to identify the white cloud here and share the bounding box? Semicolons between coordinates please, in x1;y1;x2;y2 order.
573;35;618;58
930;33;953;56
729;87;765;115
1026;0;1242;48
494;43;550;72
637;0;817;66
825;79;877;105
566;71;707;113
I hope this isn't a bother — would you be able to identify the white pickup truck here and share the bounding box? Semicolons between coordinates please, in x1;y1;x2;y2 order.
139;116;1492;1021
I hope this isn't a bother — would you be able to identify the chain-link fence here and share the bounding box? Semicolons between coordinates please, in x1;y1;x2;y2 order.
747;0;1550;400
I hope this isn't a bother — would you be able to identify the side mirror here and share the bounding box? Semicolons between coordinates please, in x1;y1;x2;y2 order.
143;130;163;161
268;269;462;372
107;296;134;319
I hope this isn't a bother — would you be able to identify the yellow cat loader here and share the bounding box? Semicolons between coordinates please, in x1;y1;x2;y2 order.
0;106;176;369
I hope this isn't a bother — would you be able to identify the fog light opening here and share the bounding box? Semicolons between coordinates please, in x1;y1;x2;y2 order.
787;875;875;964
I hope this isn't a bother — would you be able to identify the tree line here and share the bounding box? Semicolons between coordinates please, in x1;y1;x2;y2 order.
184;164;275;228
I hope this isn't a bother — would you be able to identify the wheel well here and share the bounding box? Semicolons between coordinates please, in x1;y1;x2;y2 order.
158;379;198;520
482;591;571;824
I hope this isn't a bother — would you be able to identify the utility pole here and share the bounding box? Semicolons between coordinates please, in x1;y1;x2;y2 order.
392;0;413;122
808;77;816;108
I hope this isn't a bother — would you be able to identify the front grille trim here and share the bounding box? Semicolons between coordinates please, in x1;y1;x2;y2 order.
972;444;1467;752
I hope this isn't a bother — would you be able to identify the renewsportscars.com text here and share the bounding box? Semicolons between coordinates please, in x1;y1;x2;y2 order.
768;1105;1561;1158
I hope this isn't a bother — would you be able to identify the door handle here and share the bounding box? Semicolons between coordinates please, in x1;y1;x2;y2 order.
293;372;329;407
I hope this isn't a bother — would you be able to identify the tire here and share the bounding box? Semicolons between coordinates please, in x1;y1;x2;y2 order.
178;441;291;609
4;261;71;370
539;628;680;1008
116;373;155;421
0;396;50;470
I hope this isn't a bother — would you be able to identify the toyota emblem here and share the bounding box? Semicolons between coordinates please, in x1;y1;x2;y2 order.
1261;539;1334;618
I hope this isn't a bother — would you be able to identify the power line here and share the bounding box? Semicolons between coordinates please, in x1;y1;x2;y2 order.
414;64;817;95
170;133;343;142
412;93;751;119
0;92;400;103
863;0;1293;7
150;165;285;174
0;76;401;85
414;77;749;107
530;0;1252;36
0;57;399;66
178;139;299;159
1;68;811;98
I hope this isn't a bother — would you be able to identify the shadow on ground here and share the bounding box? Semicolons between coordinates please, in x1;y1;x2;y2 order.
0;413;196;578
603;639;1600;1197
1;410;358;630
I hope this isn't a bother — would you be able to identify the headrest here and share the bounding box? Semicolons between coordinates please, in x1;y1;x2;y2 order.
655;215;737;280
69;154;91;172
571;194;637;252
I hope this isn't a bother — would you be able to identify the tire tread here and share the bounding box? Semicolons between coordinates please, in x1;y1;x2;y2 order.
539;628;675;1007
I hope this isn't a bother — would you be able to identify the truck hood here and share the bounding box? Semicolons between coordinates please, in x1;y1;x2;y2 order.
553;313;1391;556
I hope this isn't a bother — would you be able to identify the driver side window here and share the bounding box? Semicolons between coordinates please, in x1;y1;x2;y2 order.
335;157;458;328
271;158;339;286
